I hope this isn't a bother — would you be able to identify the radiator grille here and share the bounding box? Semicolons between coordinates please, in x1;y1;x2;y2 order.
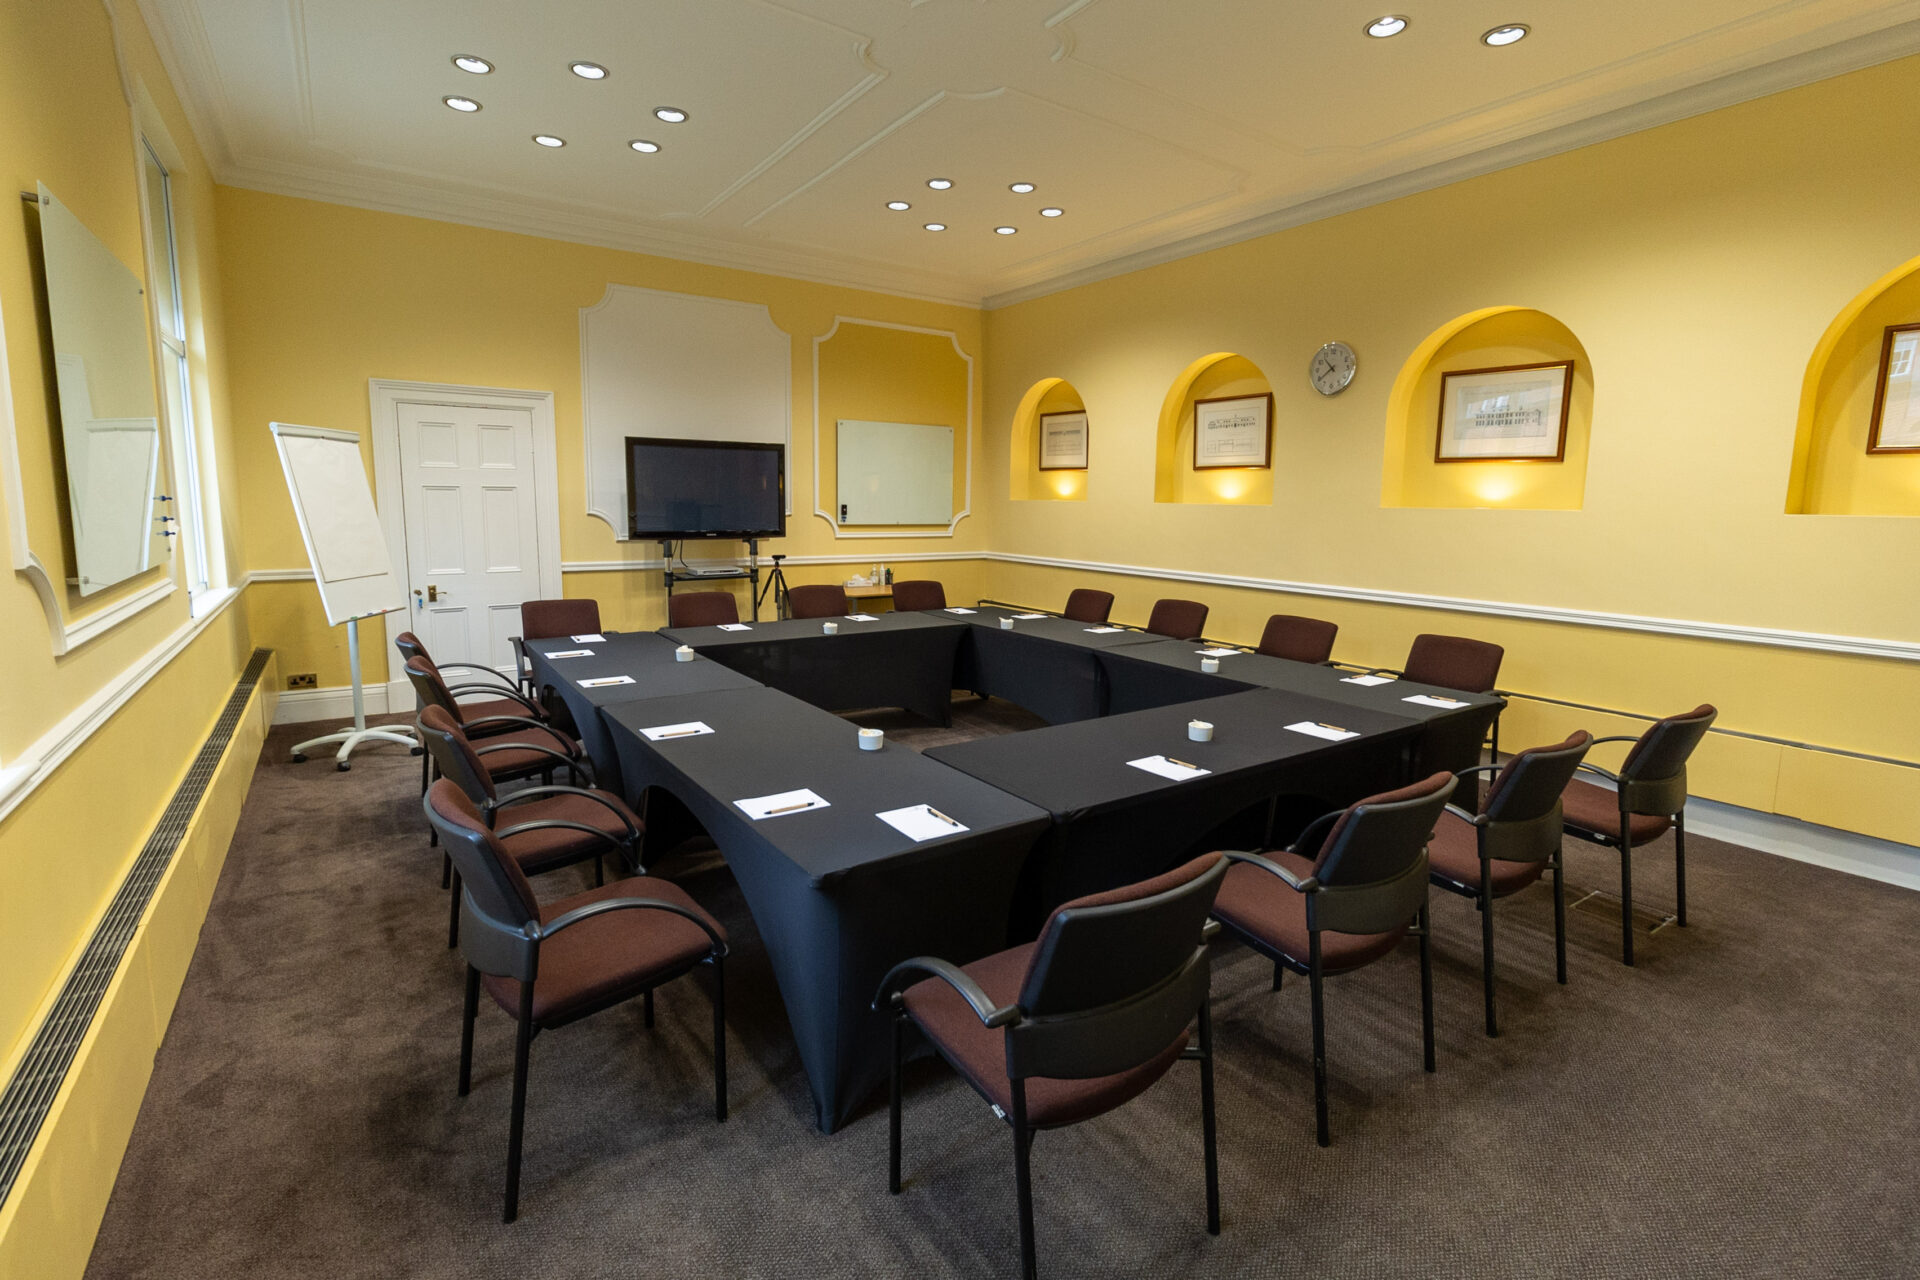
0;648;270;1207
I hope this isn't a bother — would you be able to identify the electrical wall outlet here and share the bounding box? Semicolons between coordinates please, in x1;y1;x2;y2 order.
287;673;318;690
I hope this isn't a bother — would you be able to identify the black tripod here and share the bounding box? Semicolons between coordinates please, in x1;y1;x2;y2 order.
756;553;793;620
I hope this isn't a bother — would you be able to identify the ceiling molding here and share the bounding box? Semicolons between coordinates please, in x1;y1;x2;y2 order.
983;18;1920;308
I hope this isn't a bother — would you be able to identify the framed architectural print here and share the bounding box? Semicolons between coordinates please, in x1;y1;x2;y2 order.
1435;361;1573;462
1038;410;1089;470
1192;393;1273;469
1867;322;1920;453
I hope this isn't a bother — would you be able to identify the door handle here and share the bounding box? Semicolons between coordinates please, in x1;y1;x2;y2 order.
429;584;443;602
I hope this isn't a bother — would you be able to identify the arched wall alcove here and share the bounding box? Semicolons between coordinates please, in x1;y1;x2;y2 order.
1382;306;1593;510
1786;253;1920;515
1153;353;1274;505
1009;376;1088;501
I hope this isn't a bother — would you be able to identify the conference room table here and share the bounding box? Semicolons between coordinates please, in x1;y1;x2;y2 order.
945;606;1169;723
598;687;1050;1133
661;611;967;724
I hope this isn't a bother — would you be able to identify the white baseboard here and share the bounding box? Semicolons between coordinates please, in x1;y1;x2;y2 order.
272;682;396;725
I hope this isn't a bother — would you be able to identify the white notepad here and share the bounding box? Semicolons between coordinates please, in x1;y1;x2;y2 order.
1127;755;1211;781
1012;613;1047;620
1084;626;1124;634
1195;647;1239;657
1287;721;1359;742
1341;674;1396;687
846;613;880;622
944;607;978;614
578;675;635;688
1403;694;1469;709
571;633;607;643
876;804;968;842
641;720;713;741
546;649;593;659
735;788;830;820
716;623;752;632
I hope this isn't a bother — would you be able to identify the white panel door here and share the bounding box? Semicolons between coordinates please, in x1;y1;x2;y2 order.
396;402;540;673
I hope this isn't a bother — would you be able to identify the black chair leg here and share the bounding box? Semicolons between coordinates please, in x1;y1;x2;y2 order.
711;956;728;1123
503;984;535;1223
594;854;604;888
1198;1001;1220;1236
643;988;654;1029
1418;905;1436;1072
458;965;480;1096
1618;808;1636;967
888;1012;905;1195
1552;857;1568;985
1308;935;1330;1149
441;850;451;888
1271;960;1284;992
448;871;462;949
1011;1082;1038;1280
1479;883;1499;1038
1674;810;1688;927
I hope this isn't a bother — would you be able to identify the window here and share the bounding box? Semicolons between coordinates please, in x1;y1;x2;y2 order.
140;139;210;598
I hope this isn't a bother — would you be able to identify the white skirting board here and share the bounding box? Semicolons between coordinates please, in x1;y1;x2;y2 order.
271;679;415;726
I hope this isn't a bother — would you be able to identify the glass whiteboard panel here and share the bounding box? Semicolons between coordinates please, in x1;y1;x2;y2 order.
835;420;953;525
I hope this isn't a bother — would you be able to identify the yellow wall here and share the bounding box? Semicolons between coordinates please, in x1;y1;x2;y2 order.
1154;354;1276;506
216;188;988;688
1790;256;1920;514
815;320;971;530
1008;377;1089;501
982;56;1920;844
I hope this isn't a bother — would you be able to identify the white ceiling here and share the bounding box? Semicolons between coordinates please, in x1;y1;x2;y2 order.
139;0;1920;306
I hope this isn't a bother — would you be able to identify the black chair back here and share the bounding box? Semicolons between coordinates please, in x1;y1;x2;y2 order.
521;598;601;641
890;580;946;611
668;591;740;628
1146;598;1209;640
787;584;850;619
424;781;542;981
1479;731;1592;862
394;630;428;664
1619;705;1717;813
418;705;499;804
1307;773;1455;934
1403;634;1503;694
1062;588;1114;624
1005;854;1225;1080
1257;614;1337;664
404;655;467;726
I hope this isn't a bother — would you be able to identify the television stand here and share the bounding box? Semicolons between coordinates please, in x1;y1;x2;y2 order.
662;539;768;620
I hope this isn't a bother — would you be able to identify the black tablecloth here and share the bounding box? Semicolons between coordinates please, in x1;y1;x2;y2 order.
600;687;1050;1133
937;607;1165;723
925;687;1422;927
525;633;760;792
663;612;966;724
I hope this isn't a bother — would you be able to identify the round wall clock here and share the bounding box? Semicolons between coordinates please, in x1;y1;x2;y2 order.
1309;342;1357;396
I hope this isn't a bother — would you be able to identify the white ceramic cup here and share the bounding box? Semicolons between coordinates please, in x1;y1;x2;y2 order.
1188;720;1214;742
675;645;695;663
858;727;884;751
999;616;1015;629
823;621;839;635
1200;657;1220;673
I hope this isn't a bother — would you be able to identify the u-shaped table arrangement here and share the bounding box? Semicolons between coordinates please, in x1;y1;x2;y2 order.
526;605;1502;1133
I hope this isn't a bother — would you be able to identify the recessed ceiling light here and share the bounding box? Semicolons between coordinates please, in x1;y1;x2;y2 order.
1364;16;1408;38
1039;207;1063;217
1482;23;1529;46
923;223;946;232
451;55;492;74
994;226;1017;235
570;61;608;80
927;178;953;190
654;106;689;123
629;139;660;153
533;134;566;148
886;200;911;211
443;96;481;112
1009;182;1035;194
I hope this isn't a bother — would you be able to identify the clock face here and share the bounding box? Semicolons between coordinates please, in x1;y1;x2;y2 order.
1310;342;1357;396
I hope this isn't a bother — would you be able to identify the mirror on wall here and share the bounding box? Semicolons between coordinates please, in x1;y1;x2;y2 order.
35;182;167;595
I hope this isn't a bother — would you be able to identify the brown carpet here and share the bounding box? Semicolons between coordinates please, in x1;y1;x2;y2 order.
85;702;1920;1278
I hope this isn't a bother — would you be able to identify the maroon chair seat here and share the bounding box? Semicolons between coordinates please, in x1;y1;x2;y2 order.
1425;823;1547;896
1146;598;1209;640
1211;850;1407;974
1256;614;1338;664
668;591;740;628
1061;588;1114;624
890;579;946;612
1559;779;1673;845
787;583;850;619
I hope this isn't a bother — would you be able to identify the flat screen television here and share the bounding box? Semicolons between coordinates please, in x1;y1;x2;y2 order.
626;436;786;540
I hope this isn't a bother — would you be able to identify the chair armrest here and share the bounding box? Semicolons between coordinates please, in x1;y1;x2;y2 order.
445;683;546;714
1574;761;1622;785
1220;850;1316;892
1283;809;1343;860
472;741;592;782
493;785;640;838
1443;804;1486;827
536;896;727;953
463;714;577;747
871;957;1020;1027
434;661;520;686
493;818;626;854
1586;735;1640;748
1455;764;1505;779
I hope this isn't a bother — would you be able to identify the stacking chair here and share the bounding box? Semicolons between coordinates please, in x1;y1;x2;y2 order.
1255;614;1338;664
1060;588;1114;624
402;656;588;790
424;782;728;1223
874;854;1227;1280
419;705;646;945
511;598;604;695
1371;633;1508;766
889;579;946;611
667;590;740;628
1146;598;1209;641
1428;732;1592;1036
786;583;850;619
1561;705;1717;966
395;631;549;794
1210;772;1455;1146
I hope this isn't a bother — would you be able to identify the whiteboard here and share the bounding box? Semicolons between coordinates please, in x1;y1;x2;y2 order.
270;422;405;625
836;420;953;525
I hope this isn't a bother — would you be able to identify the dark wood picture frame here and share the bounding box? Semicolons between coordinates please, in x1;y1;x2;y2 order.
1434;360;1574;463
1037;409;1090;471
1191;392;1274;470
1867;321;1920;454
